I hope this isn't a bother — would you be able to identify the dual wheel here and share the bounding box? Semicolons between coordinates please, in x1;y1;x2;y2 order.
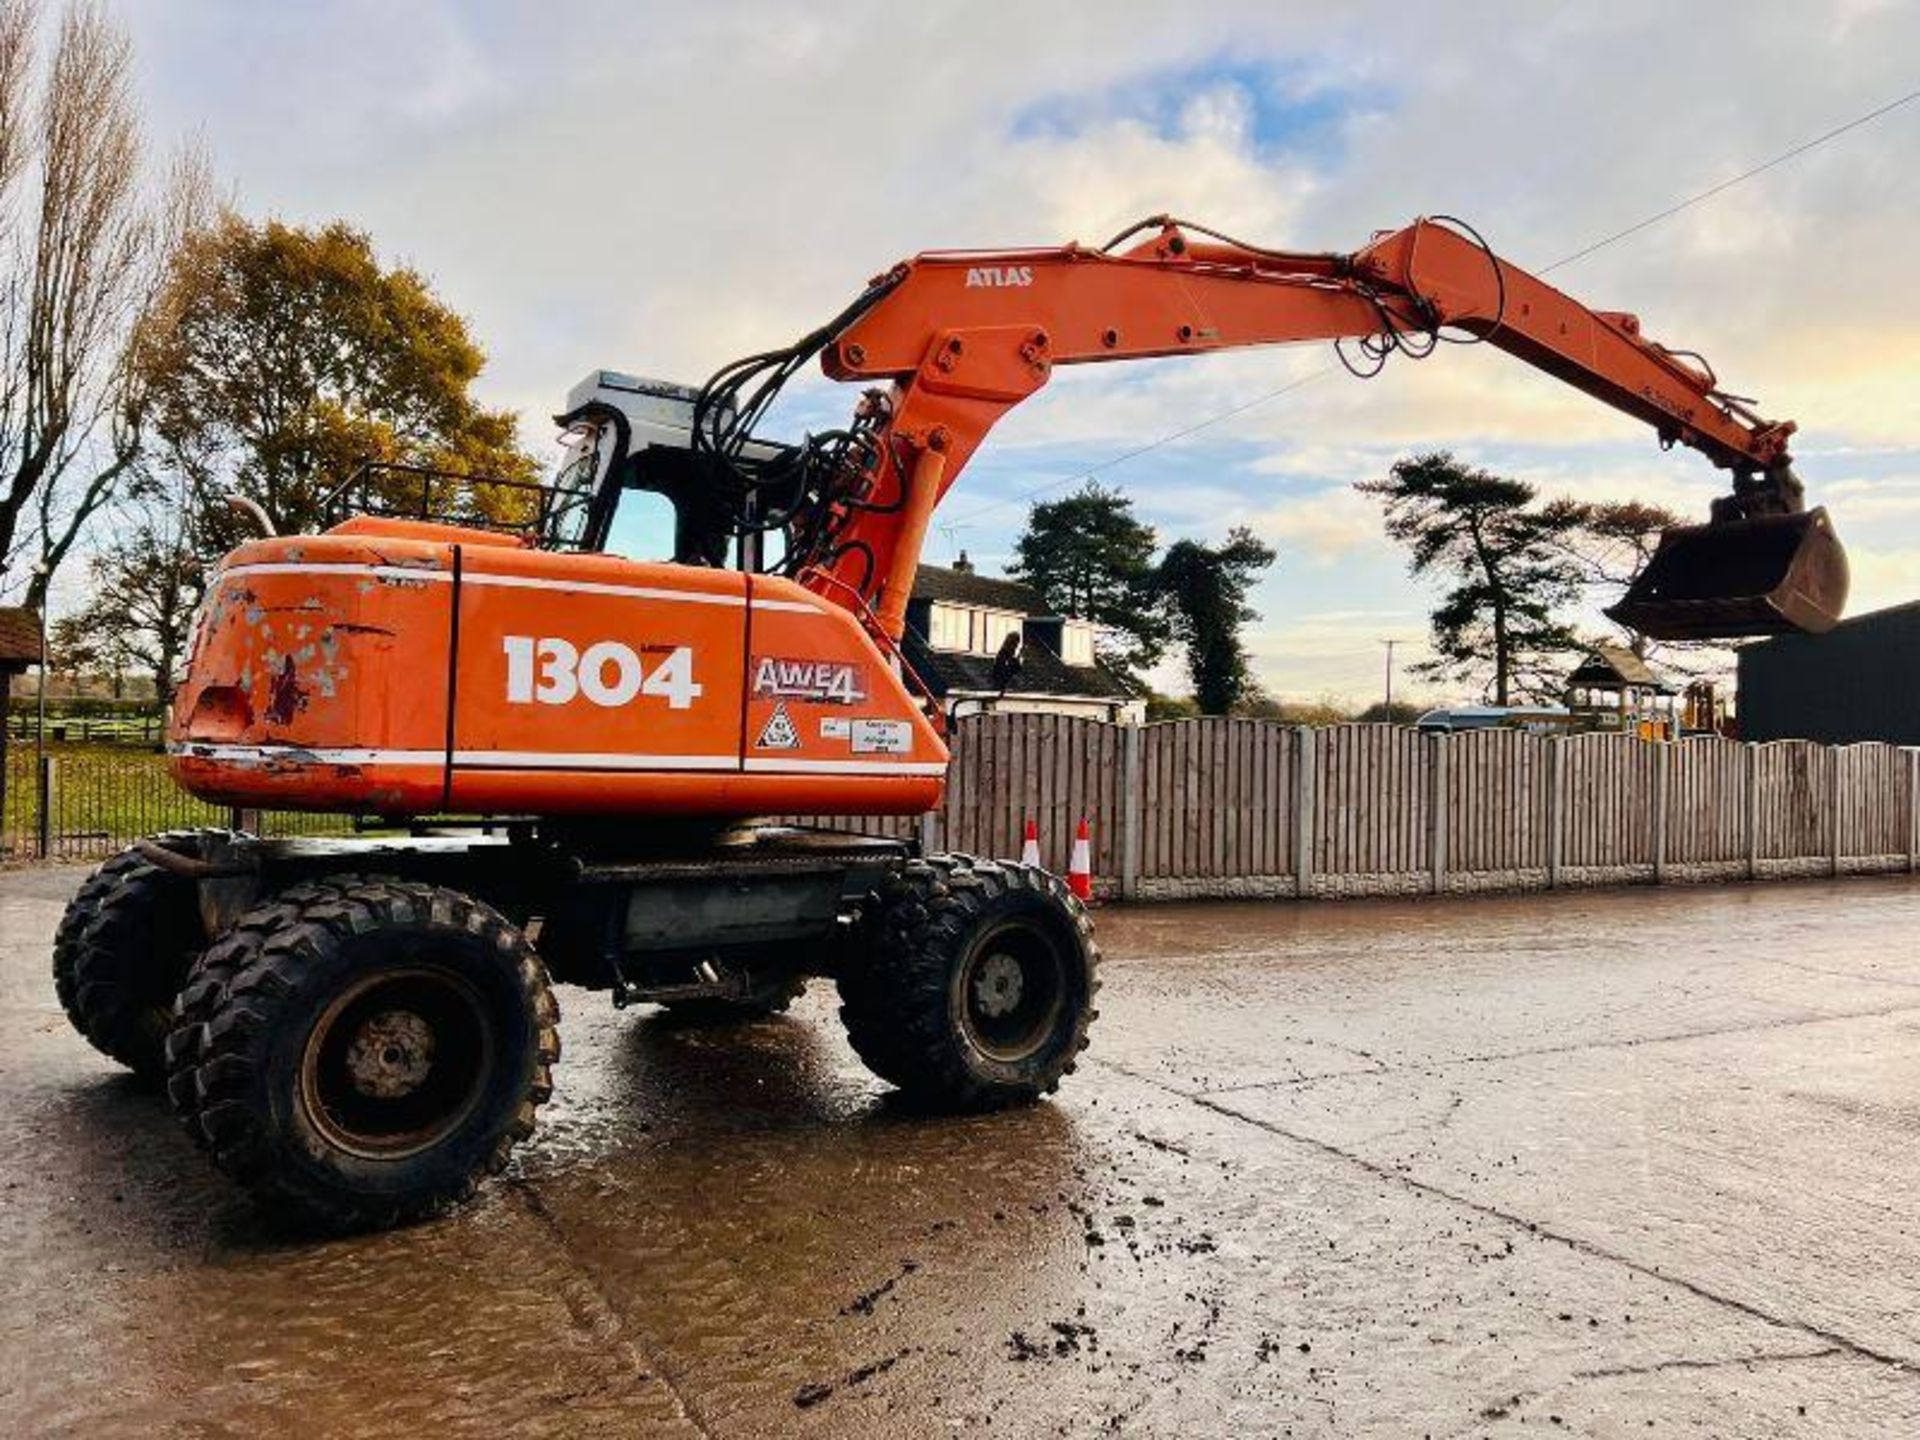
54;838;1096;1230
56;839;559;1231
164;877;560;1230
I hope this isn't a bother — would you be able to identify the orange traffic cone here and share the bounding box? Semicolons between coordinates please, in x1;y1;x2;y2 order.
1067;818;1093;901
1020;817;1041;868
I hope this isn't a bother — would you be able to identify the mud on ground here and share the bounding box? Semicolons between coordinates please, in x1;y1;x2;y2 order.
5;867;1920;1436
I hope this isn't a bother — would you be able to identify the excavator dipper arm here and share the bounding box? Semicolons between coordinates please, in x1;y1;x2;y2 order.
778;217;1840;642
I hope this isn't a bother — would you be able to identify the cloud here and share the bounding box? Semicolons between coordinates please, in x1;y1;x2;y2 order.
107;0;1920;702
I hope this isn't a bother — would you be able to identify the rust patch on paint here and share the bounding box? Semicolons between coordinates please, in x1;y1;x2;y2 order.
265;655;307;726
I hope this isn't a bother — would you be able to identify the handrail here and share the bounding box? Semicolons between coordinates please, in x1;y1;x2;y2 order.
319;460;585;547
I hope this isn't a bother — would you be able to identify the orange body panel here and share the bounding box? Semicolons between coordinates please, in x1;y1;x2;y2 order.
168;521;947;817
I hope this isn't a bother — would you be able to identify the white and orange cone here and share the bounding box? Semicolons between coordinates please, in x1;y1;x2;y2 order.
1020;817;1041;868
1067;818;1093;901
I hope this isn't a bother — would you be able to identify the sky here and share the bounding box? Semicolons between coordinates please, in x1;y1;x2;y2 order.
106;0;1920;706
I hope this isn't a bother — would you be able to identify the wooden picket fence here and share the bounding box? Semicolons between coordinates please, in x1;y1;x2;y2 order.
812;716;1919;900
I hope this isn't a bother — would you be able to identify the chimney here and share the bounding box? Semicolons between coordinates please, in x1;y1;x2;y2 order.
952;550;974;574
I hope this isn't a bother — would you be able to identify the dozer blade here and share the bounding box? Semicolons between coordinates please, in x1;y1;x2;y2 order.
1604;507;1849;641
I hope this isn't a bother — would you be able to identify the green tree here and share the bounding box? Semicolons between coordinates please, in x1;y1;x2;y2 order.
1143;690;1199;721
1154;526;1275;715
1358;452;1584;706
1356;699;1423;724
133;214;538;546
1009;481;1166;680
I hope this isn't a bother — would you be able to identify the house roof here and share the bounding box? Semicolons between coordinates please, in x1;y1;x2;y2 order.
0;608;43;666
901;626;1134;703
911;563;1045;614
1567;643;1671;692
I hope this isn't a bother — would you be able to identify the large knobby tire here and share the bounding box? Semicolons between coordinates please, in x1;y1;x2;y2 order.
838;856;1099;1111
169;877;559;1231
165;887;318;1151
51;830;237;1081
660;974;806;1026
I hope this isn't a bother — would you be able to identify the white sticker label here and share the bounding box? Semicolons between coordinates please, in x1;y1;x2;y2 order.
819;718;851;739
850;719;913;754
751;656;866;706
756;701;802;750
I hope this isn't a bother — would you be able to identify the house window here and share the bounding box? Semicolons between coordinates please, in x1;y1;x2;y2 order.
1060;621;1095;667
979;610;1021;655
928;603;973;652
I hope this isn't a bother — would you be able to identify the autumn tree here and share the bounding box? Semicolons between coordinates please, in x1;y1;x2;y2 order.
53;470;202;701
1358;452;1584;706
134;214;538;549
0;0;205;606
1153;526;1276;715
1009;481;1166;681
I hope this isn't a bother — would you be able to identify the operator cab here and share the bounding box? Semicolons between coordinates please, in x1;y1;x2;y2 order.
549;370;788;565
318;369;788;567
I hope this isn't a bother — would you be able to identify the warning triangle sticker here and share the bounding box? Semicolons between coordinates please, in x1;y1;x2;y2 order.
756;701;801;750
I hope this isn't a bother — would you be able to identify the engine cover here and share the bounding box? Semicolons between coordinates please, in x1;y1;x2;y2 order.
168;518;947;818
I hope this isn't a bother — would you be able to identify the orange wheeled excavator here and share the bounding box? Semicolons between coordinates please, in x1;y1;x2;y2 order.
53;214;1846;1228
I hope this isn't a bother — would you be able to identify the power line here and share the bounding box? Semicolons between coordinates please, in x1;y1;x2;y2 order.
942;367;1329;526
1541;87;1920;274
944;84;1920;528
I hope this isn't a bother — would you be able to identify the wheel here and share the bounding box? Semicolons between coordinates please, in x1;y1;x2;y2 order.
168;877;559;1231
165;888;313;1150
659;973;806;1025
838;855;1099;1111
51;829;240;1081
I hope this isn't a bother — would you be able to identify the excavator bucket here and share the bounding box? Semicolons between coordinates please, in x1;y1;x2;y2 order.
1605;507;1848;641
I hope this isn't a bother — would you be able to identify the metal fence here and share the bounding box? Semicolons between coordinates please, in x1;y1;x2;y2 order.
1;748;355;863
7;719;1916;900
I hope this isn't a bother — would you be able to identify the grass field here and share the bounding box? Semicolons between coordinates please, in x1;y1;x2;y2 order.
1;741;355;863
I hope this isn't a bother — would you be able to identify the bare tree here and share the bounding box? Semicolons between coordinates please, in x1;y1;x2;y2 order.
1541;496;1737;680
0;0;205;607
54;468;203;701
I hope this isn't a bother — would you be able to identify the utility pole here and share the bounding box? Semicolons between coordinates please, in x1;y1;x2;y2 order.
1381;638;1398;718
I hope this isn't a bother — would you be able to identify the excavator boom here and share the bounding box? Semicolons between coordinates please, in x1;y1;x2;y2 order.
754;216;1844;643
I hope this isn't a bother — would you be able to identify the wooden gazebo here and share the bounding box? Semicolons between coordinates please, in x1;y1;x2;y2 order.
1565;643;1678;739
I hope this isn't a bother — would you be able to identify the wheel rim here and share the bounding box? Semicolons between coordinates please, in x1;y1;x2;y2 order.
958;921;1069;1062
299;965;493;1160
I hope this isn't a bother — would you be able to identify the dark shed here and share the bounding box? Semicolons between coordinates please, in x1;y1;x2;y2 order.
1738;600;1920;744
0;608;42;671
0;607;45;853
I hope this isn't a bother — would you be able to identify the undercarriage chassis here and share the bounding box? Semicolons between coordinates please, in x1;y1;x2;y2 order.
161;823;913;1003
56;823;1100;1231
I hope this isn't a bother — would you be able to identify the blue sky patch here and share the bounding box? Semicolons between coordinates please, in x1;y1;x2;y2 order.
1008;56;1376;165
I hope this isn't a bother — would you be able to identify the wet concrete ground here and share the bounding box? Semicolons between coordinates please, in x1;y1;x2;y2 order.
4;868;1920;1437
